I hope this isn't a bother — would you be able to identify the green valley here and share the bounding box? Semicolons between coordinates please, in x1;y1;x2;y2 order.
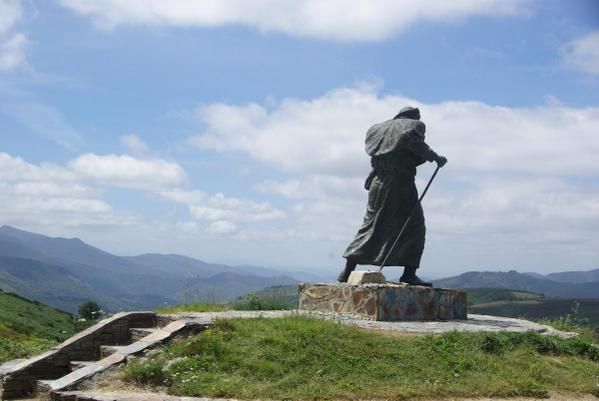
0;289;79;363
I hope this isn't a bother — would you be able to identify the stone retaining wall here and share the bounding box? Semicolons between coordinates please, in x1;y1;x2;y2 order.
0;311;156;399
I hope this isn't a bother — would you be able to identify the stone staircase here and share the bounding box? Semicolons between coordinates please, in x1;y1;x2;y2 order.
0;311;212;400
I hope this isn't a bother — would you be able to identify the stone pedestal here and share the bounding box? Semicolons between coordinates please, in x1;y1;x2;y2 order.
298;283;467;321
347;270;386;285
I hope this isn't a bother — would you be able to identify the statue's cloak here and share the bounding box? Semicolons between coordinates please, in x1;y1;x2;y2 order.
344;118;434;267
365;118;426;157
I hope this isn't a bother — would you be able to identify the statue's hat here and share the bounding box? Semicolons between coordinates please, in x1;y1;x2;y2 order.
395;106;420;120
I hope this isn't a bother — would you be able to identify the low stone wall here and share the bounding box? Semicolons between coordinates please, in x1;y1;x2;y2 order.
0;311;156;399
40;319;208;396
298;283;467;321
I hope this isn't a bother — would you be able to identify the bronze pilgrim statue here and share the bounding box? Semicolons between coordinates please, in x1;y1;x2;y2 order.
338;106;447;286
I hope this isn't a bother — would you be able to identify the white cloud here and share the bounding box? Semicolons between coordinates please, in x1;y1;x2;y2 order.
120;134;149;155
562;30;599;76
0;1;28;72
58;0;529;41
0;32;27;70
12;181;93;197
160;189;205;205
0;149;288;262
425;176;599;236
255;175;363;200
0;151;133;229
0;0;21;33
424;101;599;176
9;197;112;214
0;150;187;228
161;189;285;226
190;84;380;175
206;220;238;235
175;221;200;234
191;85;599;177
0;150;276;240
0;152;76;182
70;153;187;190
0;149;285;241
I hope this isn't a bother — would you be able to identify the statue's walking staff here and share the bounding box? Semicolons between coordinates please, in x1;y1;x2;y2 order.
379;165;441;272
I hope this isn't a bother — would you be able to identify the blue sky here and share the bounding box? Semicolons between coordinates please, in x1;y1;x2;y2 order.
1;0;598;277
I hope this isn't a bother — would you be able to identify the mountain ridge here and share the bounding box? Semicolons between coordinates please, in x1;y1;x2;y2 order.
0;225;301;313
433;270;599;299
2;225;597;312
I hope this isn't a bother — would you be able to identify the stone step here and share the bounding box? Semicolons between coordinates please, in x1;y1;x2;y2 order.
0;311;157;400
129;327;158;341
35;379;53;394
0;358;28;371
36;320;208;397
69;360;96;370
99;345;126;358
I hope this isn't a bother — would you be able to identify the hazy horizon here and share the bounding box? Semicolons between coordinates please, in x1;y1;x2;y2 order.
1;223;596;280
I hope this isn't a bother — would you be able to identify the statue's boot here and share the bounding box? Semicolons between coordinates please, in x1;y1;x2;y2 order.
337;259;357;283
399;265;432;287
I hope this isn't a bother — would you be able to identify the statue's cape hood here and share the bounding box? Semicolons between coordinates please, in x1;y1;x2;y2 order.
365;118;426;157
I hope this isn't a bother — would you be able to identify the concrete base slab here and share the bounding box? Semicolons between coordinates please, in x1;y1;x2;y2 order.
298;282;467;321
347;270;386;285
162;310;576;336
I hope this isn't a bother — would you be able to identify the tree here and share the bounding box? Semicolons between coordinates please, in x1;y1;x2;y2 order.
78;300;101;320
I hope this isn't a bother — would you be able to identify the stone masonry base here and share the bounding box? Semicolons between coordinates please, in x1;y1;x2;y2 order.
298;283;467;321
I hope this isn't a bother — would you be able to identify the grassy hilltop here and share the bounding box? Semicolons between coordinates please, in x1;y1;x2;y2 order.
0;289;78;363
468;289;599;328
1;289;598;399
122;315;599;400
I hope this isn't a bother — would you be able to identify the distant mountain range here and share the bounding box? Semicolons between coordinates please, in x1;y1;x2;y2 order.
537;269;599;284
0;225;316;313
433;270;599;299
2;225;597;314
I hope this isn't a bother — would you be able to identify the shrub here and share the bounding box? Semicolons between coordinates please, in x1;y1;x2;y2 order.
124;358;171;386
78;301;102;320
233;293;289;311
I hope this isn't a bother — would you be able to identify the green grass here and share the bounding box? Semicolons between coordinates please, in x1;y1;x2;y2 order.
465;288;546;305
0;289;80;363
469;298;599;329
0;337;56;363
538;316;598;344
0;289;77;342
246;285;298;308
123;316;599;400
156;292;292;314
155;302;230;314
232;293;291;311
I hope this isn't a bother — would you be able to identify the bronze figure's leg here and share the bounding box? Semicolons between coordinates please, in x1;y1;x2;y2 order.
399;265;432;287
337;258;357;282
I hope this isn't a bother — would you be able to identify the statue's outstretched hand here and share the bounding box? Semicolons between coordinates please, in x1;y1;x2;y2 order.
436;156;448;168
